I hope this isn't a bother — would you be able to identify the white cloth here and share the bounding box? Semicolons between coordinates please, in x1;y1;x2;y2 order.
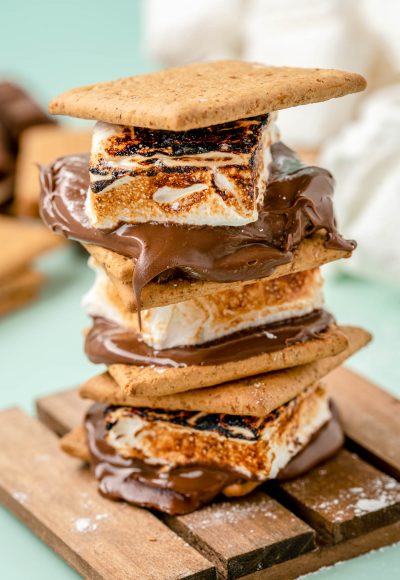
144;0;380;146
144;0;400;283
320;85;400;284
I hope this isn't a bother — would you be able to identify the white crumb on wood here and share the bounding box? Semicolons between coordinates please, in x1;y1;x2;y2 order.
73;518;97;533
12;491;28;504
309;475;400;521
192;499;278;529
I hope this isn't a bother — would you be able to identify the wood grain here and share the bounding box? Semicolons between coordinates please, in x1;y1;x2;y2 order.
36;387;89;436
278;449;400;543
0;408;215;580
36;392;317;577
241;520;400;580
33;370;400;578
326;366;400;479
166;492;315;579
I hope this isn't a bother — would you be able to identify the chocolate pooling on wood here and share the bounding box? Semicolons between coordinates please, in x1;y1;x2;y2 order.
85;309;334;367
85;402;343;515
39;142;355;316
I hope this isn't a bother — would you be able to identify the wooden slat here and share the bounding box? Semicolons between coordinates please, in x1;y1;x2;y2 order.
241;520;400;580
278;449;400;543
0;408;215;580
36;390;316;578
326;366;400;478
35;373;400;578
36;387;89;436
166;492;315;579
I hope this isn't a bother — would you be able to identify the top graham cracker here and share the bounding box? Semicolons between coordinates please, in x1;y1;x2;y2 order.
48;60;366;130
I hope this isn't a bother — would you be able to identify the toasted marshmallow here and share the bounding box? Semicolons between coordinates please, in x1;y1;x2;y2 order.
82;259;324;349
104;383;331;480
86;114;279;228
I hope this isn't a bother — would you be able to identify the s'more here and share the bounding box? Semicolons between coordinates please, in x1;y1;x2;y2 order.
40;60;370;515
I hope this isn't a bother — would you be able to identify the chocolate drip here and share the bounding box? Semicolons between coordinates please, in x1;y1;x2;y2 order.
85;309;334;368
85;401;343;515
39;144;355;315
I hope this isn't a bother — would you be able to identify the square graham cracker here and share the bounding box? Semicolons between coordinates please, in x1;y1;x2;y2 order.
0;216;63;282
84;234;352;313
0;268;45;316
80;326;371;417
49;61;366;130
108;325;349;397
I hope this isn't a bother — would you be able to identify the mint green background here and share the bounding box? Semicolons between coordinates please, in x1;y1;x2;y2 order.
1;1;399;578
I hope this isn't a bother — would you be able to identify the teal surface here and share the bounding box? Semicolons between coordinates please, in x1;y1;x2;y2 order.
0;246;399;579
1;0;399;577
0;0;154;123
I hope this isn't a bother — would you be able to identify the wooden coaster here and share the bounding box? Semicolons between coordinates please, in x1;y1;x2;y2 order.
0;408;213;580
3;367;391;579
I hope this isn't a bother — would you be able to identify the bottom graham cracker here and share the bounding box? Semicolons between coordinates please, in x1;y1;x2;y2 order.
0;367;398;579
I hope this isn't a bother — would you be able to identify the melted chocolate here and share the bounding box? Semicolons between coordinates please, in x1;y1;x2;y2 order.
39;144;355;315
85;309;333;367
85;401;343;515
277;402;344;480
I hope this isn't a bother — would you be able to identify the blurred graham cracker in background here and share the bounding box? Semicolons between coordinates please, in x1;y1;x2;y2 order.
0;268;45;316
14;125;92;217
0;215;63;316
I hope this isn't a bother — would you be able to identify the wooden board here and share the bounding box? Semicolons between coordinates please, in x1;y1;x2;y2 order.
277;449;400;543
242;521;400;580
0;408;215;580
326;367;400;479
166;493;315;579
1;367;399;579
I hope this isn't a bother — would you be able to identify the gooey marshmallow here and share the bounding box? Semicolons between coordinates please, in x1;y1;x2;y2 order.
104;383;331;480
86;114;279;228
83;259;324;350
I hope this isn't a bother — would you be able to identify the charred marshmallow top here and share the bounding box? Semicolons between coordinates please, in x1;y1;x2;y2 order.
87;114;279;228
103;383;331;480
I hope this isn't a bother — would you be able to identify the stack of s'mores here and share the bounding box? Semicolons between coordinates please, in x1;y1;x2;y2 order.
40;61;371;515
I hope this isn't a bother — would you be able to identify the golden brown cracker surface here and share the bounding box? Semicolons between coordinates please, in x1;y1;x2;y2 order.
84;234;351;312
80;326;371;416
49;61;366;130
108;325;348;397
60;426;90;462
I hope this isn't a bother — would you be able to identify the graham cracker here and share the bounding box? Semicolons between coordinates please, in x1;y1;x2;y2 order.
85;234;351;312
0;216;63;282
108;325;348;397
49;61;366;130
60;426;90;462
14;125;92;217
81;326;371;416
0;268;45;316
